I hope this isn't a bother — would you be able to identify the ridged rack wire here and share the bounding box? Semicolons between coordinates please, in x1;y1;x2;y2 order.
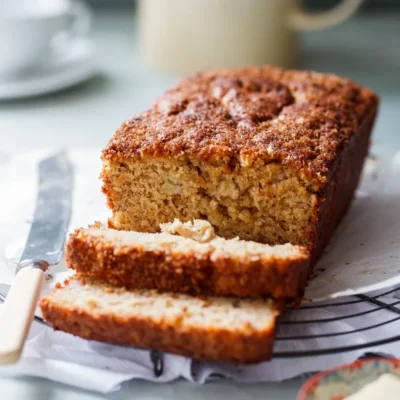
2;287;399;378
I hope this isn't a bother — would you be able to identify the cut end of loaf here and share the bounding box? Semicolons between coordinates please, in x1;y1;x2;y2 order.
40;277;281;364
102;158;318;249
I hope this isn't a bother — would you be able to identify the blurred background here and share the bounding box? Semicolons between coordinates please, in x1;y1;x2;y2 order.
0;0;399;158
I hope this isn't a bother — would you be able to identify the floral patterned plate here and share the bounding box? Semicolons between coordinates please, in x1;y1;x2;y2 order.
297;358;400;400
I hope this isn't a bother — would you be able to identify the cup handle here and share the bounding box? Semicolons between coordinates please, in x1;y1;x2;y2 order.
66;1;92;39
50;1;92;57
288;0;364;31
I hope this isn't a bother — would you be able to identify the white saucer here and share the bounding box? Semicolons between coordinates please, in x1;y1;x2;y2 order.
0;38;96;100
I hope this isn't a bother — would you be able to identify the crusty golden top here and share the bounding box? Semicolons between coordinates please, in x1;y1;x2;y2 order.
103;66;378;184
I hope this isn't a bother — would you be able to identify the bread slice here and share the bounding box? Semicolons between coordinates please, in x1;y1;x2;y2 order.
40;276;281;364
65;219;309;299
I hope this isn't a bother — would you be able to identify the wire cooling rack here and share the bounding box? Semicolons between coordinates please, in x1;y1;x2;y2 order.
2;287;399;378
273;287;400;357
151;287;400;376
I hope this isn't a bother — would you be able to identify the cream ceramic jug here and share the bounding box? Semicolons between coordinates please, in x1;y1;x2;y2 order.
138;0;363;75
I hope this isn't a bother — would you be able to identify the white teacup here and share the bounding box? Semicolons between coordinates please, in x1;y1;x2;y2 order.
0;0;91;78
139;0;364;75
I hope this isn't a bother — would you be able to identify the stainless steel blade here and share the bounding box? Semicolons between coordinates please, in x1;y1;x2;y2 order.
20;152;73;265
0;283;9;302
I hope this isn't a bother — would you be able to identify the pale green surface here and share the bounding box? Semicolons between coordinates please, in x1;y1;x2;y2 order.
0;7;399;400
0;375;304;399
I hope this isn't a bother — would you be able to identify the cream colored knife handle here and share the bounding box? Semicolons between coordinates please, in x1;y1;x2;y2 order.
0;266;45;364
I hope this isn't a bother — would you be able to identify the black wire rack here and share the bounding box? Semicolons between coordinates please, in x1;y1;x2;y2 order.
2;287;399;378
151;287;400;376
273;287;400;357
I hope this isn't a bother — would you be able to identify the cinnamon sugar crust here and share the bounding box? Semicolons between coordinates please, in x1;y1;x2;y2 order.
102;66;377;185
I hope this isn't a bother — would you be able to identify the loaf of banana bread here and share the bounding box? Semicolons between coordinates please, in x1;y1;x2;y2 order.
102;66;378;267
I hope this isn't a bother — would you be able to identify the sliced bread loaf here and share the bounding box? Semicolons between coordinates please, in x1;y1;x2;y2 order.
65;219;309;299
40;276;281;364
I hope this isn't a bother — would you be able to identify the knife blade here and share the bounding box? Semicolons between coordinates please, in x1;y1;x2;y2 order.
19;152;73;266
0;284;9;302
0;151;73;364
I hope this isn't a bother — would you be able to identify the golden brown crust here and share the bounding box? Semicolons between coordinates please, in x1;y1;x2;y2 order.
65;228;309;300
65;229;309;298
102;66;378;186
39;280;280;364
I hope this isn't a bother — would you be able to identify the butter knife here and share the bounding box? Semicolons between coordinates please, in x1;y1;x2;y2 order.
0;152;73;364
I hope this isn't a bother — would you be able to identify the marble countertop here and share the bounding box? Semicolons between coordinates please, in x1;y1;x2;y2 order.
0;7;399;400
